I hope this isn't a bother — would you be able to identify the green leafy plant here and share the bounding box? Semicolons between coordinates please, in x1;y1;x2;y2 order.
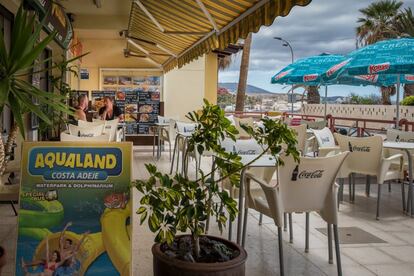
134;99;299;262
0;5;74;172
401;95;414;106
346;93;381;105
38;53;88;140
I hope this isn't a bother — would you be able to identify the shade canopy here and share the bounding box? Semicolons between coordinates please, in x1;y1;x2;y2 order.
324;38;414;80
271;54;389;87
127;0;311;71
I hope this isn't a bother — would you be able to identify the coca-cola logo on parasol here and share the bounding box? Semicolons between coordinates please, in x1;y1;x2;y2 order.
354;74;379;83
405;75;414;81
274;69;292;81
291;165;324;181
303;74;318;82
368;62;390;74
326;59;351;77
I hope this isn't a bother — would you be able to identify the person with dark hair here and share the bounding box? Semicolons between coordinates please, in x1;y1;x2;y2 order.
74;94;89;121
99;96;124;121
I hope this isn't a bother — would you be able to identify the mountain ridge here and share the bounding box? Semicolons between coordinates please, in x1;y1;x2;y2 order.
219;82;274;95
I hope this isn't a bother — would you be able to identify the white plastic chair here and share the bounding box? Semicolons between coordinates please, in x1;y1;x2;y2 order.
301;119;326;130
290;124;307;155
233;117;254;139
312;127;340;157
385;129;414;201
334;133;402;219
92;118;119;142
170;122;197;175
243;152;349;276
68;124;105;137
153;116;172;160
60;132;111;142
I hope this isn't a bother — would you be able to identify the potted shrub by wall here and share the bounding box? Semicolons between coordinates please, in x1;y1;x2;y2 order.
135;100;299;276
0;5;78;171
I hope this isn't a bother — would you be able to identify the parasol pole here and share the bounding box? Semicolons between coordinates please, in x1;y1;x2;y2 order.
324;85;328;119
396;74;401;129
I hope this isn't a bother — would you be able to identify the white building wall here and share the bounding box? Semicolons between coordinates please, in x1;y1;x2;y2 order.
163;56;205;121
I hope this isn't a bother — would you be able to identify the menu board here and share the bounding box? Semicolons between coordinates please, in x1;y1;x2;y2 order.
90;89;160;135
138;90;160;134
91;90;116;112
99;73;162;135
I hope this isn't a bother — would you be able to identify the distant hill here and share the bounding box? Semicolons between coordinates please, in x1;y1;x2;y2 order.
219;82;274;95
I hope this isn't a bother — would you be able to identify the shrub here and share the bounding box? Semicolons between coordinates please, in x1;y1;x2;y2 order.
401;96;414;106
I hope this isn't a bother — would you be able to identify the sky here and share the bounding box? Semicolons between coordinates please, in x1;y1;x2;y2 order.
218;0;414;98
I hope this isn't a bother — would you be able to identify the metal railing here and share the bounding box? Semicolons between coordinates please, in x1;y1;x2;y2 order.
224;111;414;137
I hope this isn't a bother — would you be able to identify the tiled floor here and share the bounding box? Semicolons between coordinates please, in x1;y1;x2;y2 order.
2;147;414;275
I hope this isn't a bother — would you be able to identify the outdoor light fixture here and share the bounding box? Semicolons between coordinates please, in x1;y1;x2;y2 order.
274;36;295;113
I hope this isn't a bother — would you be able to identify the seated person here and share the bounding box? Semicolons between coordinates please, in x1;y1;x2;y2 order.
73;95;89;121
99;96;124;121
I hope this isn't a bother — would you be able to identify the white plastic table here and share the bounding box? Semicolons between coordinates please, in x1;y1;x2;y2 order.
237;155;277;244
212;153;277;244
383;141;414;216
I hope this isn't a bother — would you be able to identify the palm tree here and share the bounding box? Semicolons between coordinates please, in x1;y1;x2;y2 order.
235;33;252;112
306;86;321;104
218;55;232;71
395;7;414;36
356;0;402;46
395;8;414;97
356;0;402;104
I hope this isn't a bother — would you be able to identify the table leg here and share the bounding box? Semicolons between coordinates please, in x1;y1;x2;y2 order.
406;149;414;216
170;135;179;174
237;167;247;245
152;127;156;158
157;127;161;160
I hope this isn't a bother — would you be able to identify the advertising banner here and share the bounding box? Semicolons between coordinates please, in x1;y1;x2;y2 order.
25;0;74;49
15;142;132;276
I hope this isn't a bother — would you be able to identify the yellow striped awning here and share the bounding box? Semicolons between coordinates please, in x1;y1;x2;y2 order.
128;0;312;71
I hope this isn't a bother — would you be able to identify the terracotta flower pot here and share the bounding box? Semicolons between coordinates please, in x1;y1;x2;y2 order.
152;235;247;276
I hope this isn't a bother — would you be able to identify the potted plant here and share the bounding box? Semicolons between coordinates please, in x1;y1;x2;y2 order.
39;53;87;141
0;5;74;172
135;100;299;276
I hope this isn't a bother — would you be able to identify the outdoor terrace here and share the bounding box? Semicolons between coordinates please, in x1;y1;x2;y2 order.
1;147;414;276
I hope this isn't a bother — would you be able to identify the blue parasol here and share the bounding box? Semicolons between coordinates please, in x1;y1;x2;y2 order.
271;54;392;116
324;38;414;122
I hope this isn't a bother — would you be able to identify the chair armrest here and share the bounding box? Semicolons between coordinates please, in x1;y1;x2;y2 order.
245;172;277;189
116;128;124;142
378;153;403;184
307;136;316;142
383;153;403;162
